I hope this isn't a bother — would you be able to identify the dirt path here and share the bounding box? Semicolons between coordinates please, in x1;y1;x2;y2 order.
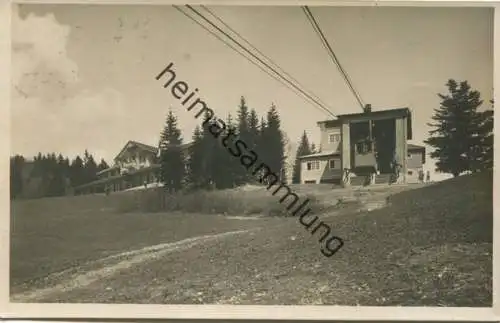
10;229;257;303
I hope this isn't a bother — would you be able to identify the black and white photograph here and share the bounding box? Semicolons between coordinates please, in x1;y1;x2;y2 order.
6;0;495;316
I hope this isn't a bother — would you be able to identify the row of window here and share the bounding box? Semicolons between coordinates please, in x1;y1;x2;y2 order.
306;159;337;170
125;155;148;163
328;134;341;143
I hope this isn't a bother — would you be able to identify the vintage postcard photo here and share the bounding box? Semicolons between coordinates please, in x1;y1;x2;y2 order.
6;0;494;316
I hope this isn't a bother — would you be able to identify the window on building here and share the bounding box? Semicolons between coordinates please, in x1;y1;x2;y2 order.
407;153;412;159
139;155;146;163
329;134;340;143
408;170;413;176
356;140;372;154
329;159;336;169
306;160;320;171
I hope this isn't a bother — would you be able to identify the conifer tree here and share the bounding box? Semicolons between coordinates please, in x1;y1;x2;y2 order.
187;125;209;189
247;108;260;150
198;111;220;189
474;99;494;171
236;97;251;183
46;155;62;196
97;159;109;171
214;113;240;189
292;131;313;184
58;155;71;195
261;104;286;181
255;116;267;157
159;109;185;192
425;79;486;177
70;155;85;187
83;150;98;183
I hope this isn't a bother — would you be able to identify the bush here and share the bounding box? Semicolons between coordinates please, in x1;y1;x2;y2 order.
115;186;328;217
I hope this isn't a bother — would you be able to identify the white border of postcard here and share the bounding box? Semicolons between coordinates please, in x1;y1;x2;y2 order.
1;0;498;321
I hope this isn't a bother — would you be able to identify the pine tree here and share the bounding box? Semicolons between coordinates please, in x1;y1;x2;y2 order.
214;113;240;189
235;97;252;184
187;125;208;189
83;150;98;183
310;142;317;154
424;79;485;177
261;104;286;181
476;100;494;170
70;155;85;187
159;109;185;192
256;116;267;158
59;155;71;195
247;108;260;150
44;153;63;197
97;158;109;171
292;131;313;184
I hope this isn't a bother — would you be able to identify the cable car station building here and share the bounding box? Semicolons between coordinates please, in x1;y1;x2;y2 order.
299;105;426;186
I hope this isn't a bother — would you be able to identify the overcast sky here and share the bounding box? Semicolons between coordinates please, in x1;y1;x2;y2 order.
11;4;493;179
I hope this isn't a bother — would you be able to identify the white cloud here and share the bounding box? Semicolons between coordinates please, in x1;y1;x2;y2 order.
11;6;126;161
12;5;78;90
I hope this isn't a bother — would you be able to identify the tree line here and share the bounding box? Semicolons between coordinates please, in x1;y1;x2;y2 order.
11;79;493;199
159;96;287;192
10;150;109;199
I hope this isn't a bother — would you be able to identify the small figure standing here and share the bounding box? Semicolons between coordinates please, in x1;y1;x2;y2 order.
426;171;431;182
418;169;424;183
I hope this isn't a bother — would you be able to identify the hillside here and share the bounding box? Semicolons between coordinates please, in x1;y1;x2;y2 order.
10;171;492;306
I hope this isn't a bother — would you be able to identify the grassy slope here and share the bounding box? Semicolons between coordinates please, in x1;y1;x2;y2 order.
10;196;283;289
11;172;492;306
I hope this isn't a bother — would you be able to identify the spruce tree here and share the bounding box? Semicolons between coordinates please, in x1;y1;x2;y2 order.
83;150;98;183
292;131;313;184
261;104;286;181
247;108;260;150
476;100;494;170
199;110;220;189
58;155;71;195
187;125;208;189
47;154;63;196
236;96;251;183
97;159;109;171
70;155;85;187
214;113;240;189
256;117;267;156
424;79;485;177
159;109;185;193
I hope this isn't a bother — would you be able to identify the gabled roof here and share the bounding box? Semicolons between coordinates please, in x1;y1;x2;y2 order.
114;140;192;162
114;140;158;162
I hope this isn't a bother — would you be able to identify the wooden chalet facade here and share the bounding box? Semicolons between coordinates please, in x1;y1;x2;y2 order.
73;140;191;195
